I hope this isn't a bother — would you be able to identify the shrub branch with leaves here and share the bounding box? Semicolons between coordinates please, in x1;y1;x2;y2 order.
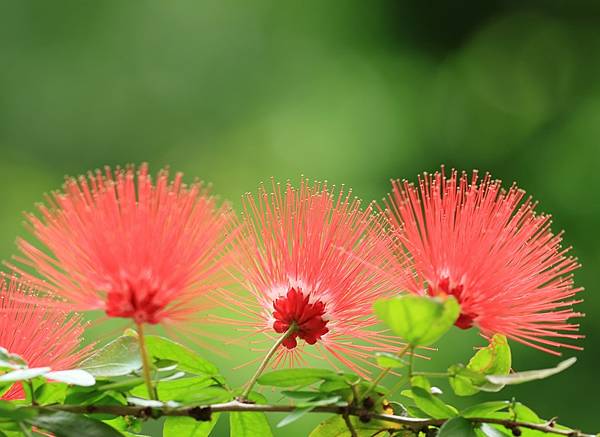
0;165;591;437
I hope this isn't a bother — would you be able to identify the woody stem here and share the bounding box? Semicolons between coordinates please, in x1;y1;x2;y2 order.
240;324;297;401
46;402;593;436
136;322;156;400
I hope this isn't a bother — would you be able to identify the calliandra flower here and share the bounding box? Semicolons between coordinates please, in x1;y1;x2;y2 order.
384;168;583;355
224;179;410;376
11;164;233;335
0;276;90;400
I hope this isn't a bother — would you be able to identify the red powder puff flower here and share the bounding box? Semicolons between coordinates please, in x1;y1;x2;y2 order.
0;276;90;400
224;179;409;376
384;168;583;354
11;164;233;334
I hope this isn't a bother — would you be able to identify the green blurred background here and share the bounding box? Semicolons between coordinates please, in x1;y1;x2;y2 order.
0;1;598;435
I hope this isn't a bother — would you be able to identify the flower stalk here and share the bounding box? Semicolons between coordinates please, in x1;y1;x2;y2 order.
240;324;297;400
136;322;156;400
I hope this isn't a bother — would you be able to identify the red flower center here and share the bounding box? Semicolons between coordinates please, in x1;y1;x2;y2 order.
105;279;167;324
428;277;476;330
272;288;329;349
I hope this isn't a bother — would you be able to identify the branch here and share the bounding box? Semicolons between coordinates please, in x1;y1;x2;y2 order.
44;400;593;436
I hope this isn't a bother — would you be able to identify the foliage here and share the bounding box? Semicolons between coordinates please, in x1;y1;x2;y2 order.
0;295;589;436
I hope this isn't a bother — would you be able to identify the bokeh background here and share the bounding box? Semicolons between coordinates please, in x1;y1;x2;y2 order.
0;1;598;435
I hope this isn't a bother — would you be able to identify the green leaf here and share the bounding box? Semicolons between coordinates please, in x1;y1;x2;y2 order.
26;411;124;437
35;382;68;405
175;386;231;404
80;336;141;378
0;402;38;421
0;383;13;400
468;335;511;376
461;401;510;418
438;417;477;437
130;376;212;401
164;415;220;437
281;391;322;400
98;378;145;393
257;368;339;388
134;377;231;404
230;411;273;437
404;404;428;417
276;407;313;428
228;391;271;435
450;335;511;396
145;336;219;376
0;422;28;435
374;295;459;346
44;369;96;386
460;402;552;436
0;367;50;382
374;352;406;368
131;375;230;404
486;357;576;386
105;416;145;435
296;396;342;409
167;377;218;399
64;385;123;406
277;398;344;429
512;403;543;422
479;423;511;437
98;362;181;393
448;366;481;397
411;375;432;391
411;387;457;419
309;415;399;437
318;380;350;394
309;416;348;436
155;359;178;371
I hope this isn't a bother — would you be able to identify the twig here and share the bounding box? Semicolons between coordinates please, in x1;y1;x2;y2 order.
42;400;594;436
342;412;358;437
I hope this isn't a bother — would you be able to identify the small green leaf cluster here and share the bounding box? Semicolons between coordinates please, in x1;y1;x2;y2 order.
365;295;581;437
374;295;461;347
